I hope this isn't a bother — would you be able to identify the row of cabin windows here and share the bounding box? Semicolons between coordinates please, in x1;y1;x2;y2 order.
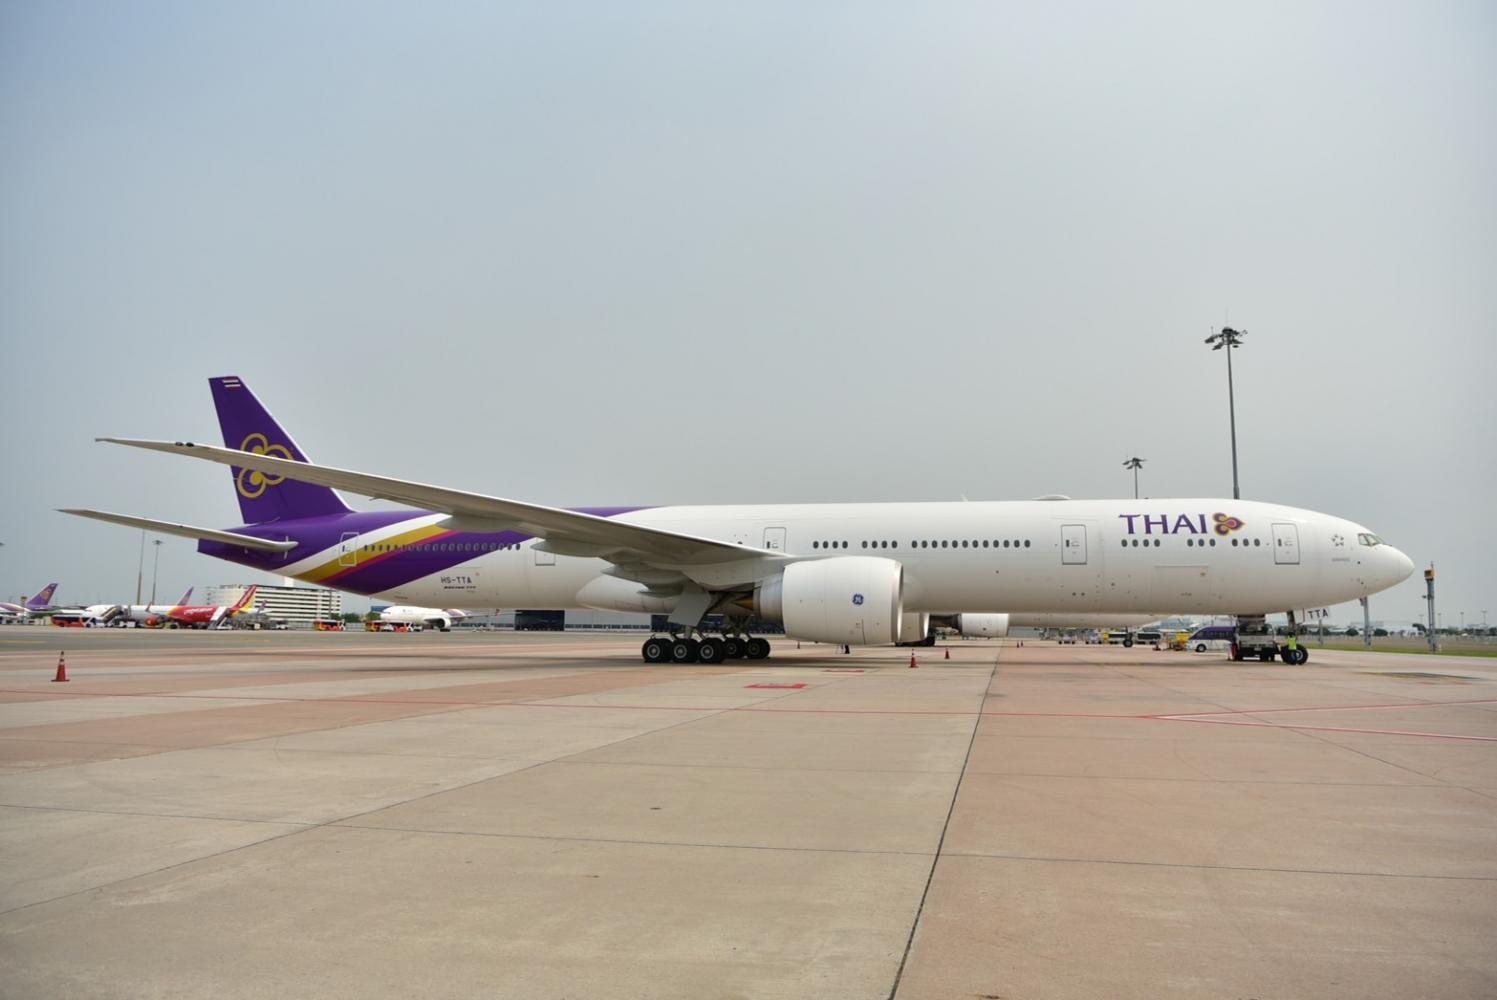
1119;538;1264;548
811;539;1033;550
361;541;523;553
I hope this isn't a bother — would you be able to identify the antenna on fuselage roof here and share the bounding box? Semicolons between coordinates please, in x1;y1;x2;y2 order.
1032;494;1071;501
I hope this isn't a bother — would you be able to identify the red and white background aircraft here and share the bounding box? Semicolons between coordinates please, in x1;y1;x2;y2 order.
65;377;1416;662
118;586;259;628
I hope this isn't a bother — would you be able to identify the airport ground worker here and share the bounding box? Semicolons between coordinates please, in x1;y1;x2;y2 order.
1287;630;1298;663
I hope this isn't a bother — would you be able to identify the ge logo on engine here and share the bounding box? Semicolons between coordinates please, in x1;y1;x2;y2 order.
851;593;865;606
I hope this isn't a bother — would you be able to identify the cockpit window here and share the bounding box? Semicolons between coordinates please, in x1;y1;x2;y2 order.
1357;533;1384;546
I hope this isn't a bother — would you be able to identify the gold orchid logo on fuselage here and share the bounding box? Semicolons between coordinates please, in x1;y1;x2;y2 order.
1212;512;1246;536
236;433;294;498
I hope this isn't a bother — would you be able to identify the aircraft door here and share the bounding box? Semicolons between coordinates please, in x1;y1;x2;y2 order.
762;527;787;552
338;532;359;567
1272;523;1300;565
1061;524;1087;565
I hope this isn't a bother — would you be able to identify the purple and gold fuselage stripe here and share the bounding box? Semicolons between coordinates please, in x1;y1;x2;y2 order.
296;523;457;585
198;506;650;599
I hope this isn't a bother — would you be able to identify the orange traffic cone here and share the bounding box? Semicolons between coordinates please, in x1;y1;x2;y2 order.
944;647;951;660
53;651;68;683
908;651;918;668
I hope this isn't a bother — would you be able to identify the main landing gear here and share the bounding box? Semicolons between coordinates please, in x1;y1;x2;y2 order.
641;633;771;664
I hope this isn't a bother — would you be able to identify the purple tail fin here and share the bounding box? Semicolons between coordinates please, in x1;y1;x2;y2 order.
177;587;194;605
210;376;352;524
25;584;58;611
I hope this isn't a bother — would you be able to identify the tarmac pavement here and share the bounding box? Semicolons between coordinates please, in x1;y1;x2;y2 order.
0;629;1492;999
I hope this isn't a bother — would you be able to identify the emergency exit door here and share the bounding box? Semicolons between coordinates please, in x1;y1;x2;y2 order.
762;527;787;552
1272;523;1300;565
339;532;359;567
1061;524;1087;565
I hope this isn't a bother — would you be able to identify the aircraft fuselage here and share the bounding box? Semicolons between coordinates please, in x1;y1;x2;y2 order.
199;497;1412;619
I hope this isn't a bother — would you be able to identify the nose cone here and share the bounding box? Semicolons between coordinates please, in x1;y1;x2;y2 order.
1389;546;1415;584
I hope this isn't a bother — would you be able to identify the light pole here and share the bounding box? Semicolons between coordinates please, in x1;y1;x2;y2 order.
150;540;162;605
1423;567;1438;652
1203;326;1245;500
1123;457;1145;499
135;530;145;605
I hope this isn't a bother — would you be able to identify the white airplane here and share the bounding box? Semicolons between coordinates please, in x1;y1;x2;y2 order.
48;605;124;628
64;377;1416;664
939;612;1158;638
376;605;470;632
115;587;195;626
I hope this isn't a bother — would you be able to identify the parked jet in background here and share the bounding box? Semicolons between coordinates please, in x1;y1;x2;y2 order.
157;585;258;628
940;612;1159;638
117;587;198;627
0;583;60;619
64;376;1416;663
49;605;123;627
376;606;471;632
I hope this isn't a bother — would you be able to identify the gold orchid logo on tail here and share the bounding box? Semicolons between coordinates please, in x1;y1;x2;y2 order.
235;433;294;498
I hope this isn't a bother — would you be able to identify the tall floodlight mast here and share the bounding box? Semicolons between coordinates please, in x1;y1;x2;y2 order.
1122;457;1145;500
1203;327;1246;499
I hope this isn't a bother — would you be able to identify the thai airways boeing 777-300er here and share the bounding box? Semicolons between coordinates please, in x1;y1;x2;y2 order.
63;377;1414;663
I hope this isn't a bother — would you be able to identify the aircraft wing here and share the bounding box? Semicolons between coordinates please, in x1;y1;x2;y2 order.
59;508;299;553
96;439;783;569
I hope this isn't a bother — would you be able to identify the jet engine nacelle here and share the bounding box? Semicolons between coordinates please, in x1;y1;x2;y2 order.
899;612;932;646
952;613;1010;638
754;557;904;645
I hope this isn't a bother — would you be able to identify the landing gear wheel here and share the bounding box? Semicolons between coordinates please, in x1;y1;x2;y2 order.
744;637;771;660
1294;647;1309;665
1280;647;1305;665
697;637;727;664
642;638;670;664
670;638;700;664
721;636;745;659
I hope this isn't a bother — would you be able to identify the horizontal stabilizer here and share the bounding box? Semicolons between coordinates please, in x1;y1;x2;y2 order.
58;508;298;553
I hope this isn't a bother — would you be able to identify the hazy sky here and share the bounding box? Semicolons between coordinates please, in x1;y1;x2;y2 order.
2;2;1493;626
